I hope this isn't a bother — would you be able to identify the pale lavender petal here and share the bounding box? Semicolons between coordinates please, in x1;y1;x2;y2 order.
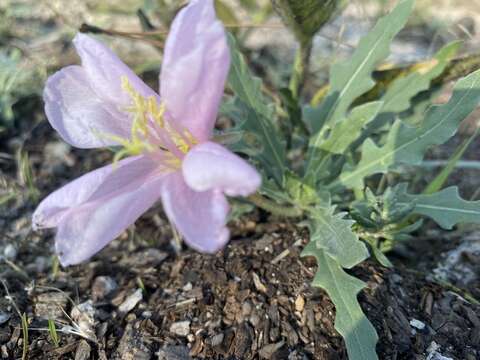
33;154;163;231
160;0;230;141
44;65;132;148
73;34;158;106
55;174;164;266
33;156;141;230
43;155;168;266
182;142;261;197
161;173;230;253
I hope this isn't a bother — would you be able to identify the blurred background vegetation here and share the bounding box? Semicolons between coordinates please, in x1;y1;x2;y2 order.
1;0;479;129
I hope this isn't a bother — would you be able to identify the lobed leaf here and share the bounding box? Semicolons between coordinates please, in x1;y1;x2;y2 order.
302;243;378;360
337;69;480;189
226;34;287;184
381;41;461;114
308;206;369;269
345;42;459;157
319;101;383;154
304;0;414;178
397;184;480;229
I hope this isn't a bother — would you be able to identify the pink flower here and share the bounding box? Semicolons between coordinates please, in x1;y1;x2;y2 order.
33;0;261;266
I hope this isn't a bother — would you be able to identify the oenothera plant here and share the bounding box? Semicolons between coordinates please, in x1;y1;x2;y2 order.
33;0;480;359
33;0;261;266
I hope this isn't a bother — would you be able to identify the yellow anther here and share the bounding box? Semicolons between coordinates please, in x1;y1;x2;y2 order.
98;76;200;166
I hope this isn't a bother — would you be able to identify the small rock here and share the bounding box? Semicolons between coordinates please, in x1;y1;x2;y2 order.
0;312;10;325
182;282;193;292
432;238;480;286
118;289;143;313
207;333;224;347
426;341;453;360
142;311;152;319
295;296;305;312
249;312;261;327
3;244;17;260
157;345;191;360
259;340;285;359
122;248;168;267
92;276;118;301
242;301;253;317
74;340;91;360
169;321;191;337
410;318;426;330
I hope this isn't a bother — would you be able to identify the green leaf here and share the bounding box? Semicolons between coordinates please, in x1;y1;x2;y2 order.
397;184;480;229
285;171;322;206
349;42;460;151
320;101;383;154
227;34;272;119
226;34;287;184
305;0;414;178
423;127;479;195
363;236;393;268
302;243;378;360
336;69;480;189
381;41;461;113
308;206;369;269
221;98;285;183
259;178;294;204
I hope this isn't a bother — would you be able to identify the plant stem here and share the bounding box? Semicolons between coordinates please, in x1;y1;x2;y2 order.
247;193;303;217
289;40;313;99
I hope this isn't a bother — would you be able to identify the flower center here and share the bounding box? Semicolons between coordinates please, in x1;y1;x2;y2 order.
105;76;198;168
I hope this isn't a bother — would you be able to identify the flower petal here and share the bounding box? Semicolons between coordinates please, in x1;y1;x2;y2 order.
44;65;131;148
73;33;157;105
41;155;168;266
182;142;261;197
55;175;164;266
32;156;157;230
161;173;230;253
160;0;230;141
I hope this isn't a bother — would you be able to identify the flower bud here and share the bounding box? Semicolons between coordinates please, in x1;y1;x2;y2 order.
271;0;346;44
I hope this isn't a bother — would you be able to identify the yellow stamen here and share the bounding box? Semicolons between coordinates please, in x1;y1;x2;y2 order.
99;76;199;167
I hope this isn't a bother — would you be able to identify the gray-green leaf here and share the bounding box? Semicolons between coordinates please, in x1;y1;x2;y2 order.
226;34;287;184
397;184;480;229
308;207;369;269
305;0;414;178
337;69;480;189
302;243;378;360
320;101;383;154
381;41;461;114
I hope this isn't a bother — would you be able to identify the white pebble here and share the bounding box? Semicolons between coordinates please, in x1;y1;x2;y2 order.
409;318;426;330
169;320;191;337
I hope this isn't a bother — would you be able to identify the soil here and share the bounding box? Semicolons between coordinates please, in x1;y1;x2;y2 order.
1;106;480;360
